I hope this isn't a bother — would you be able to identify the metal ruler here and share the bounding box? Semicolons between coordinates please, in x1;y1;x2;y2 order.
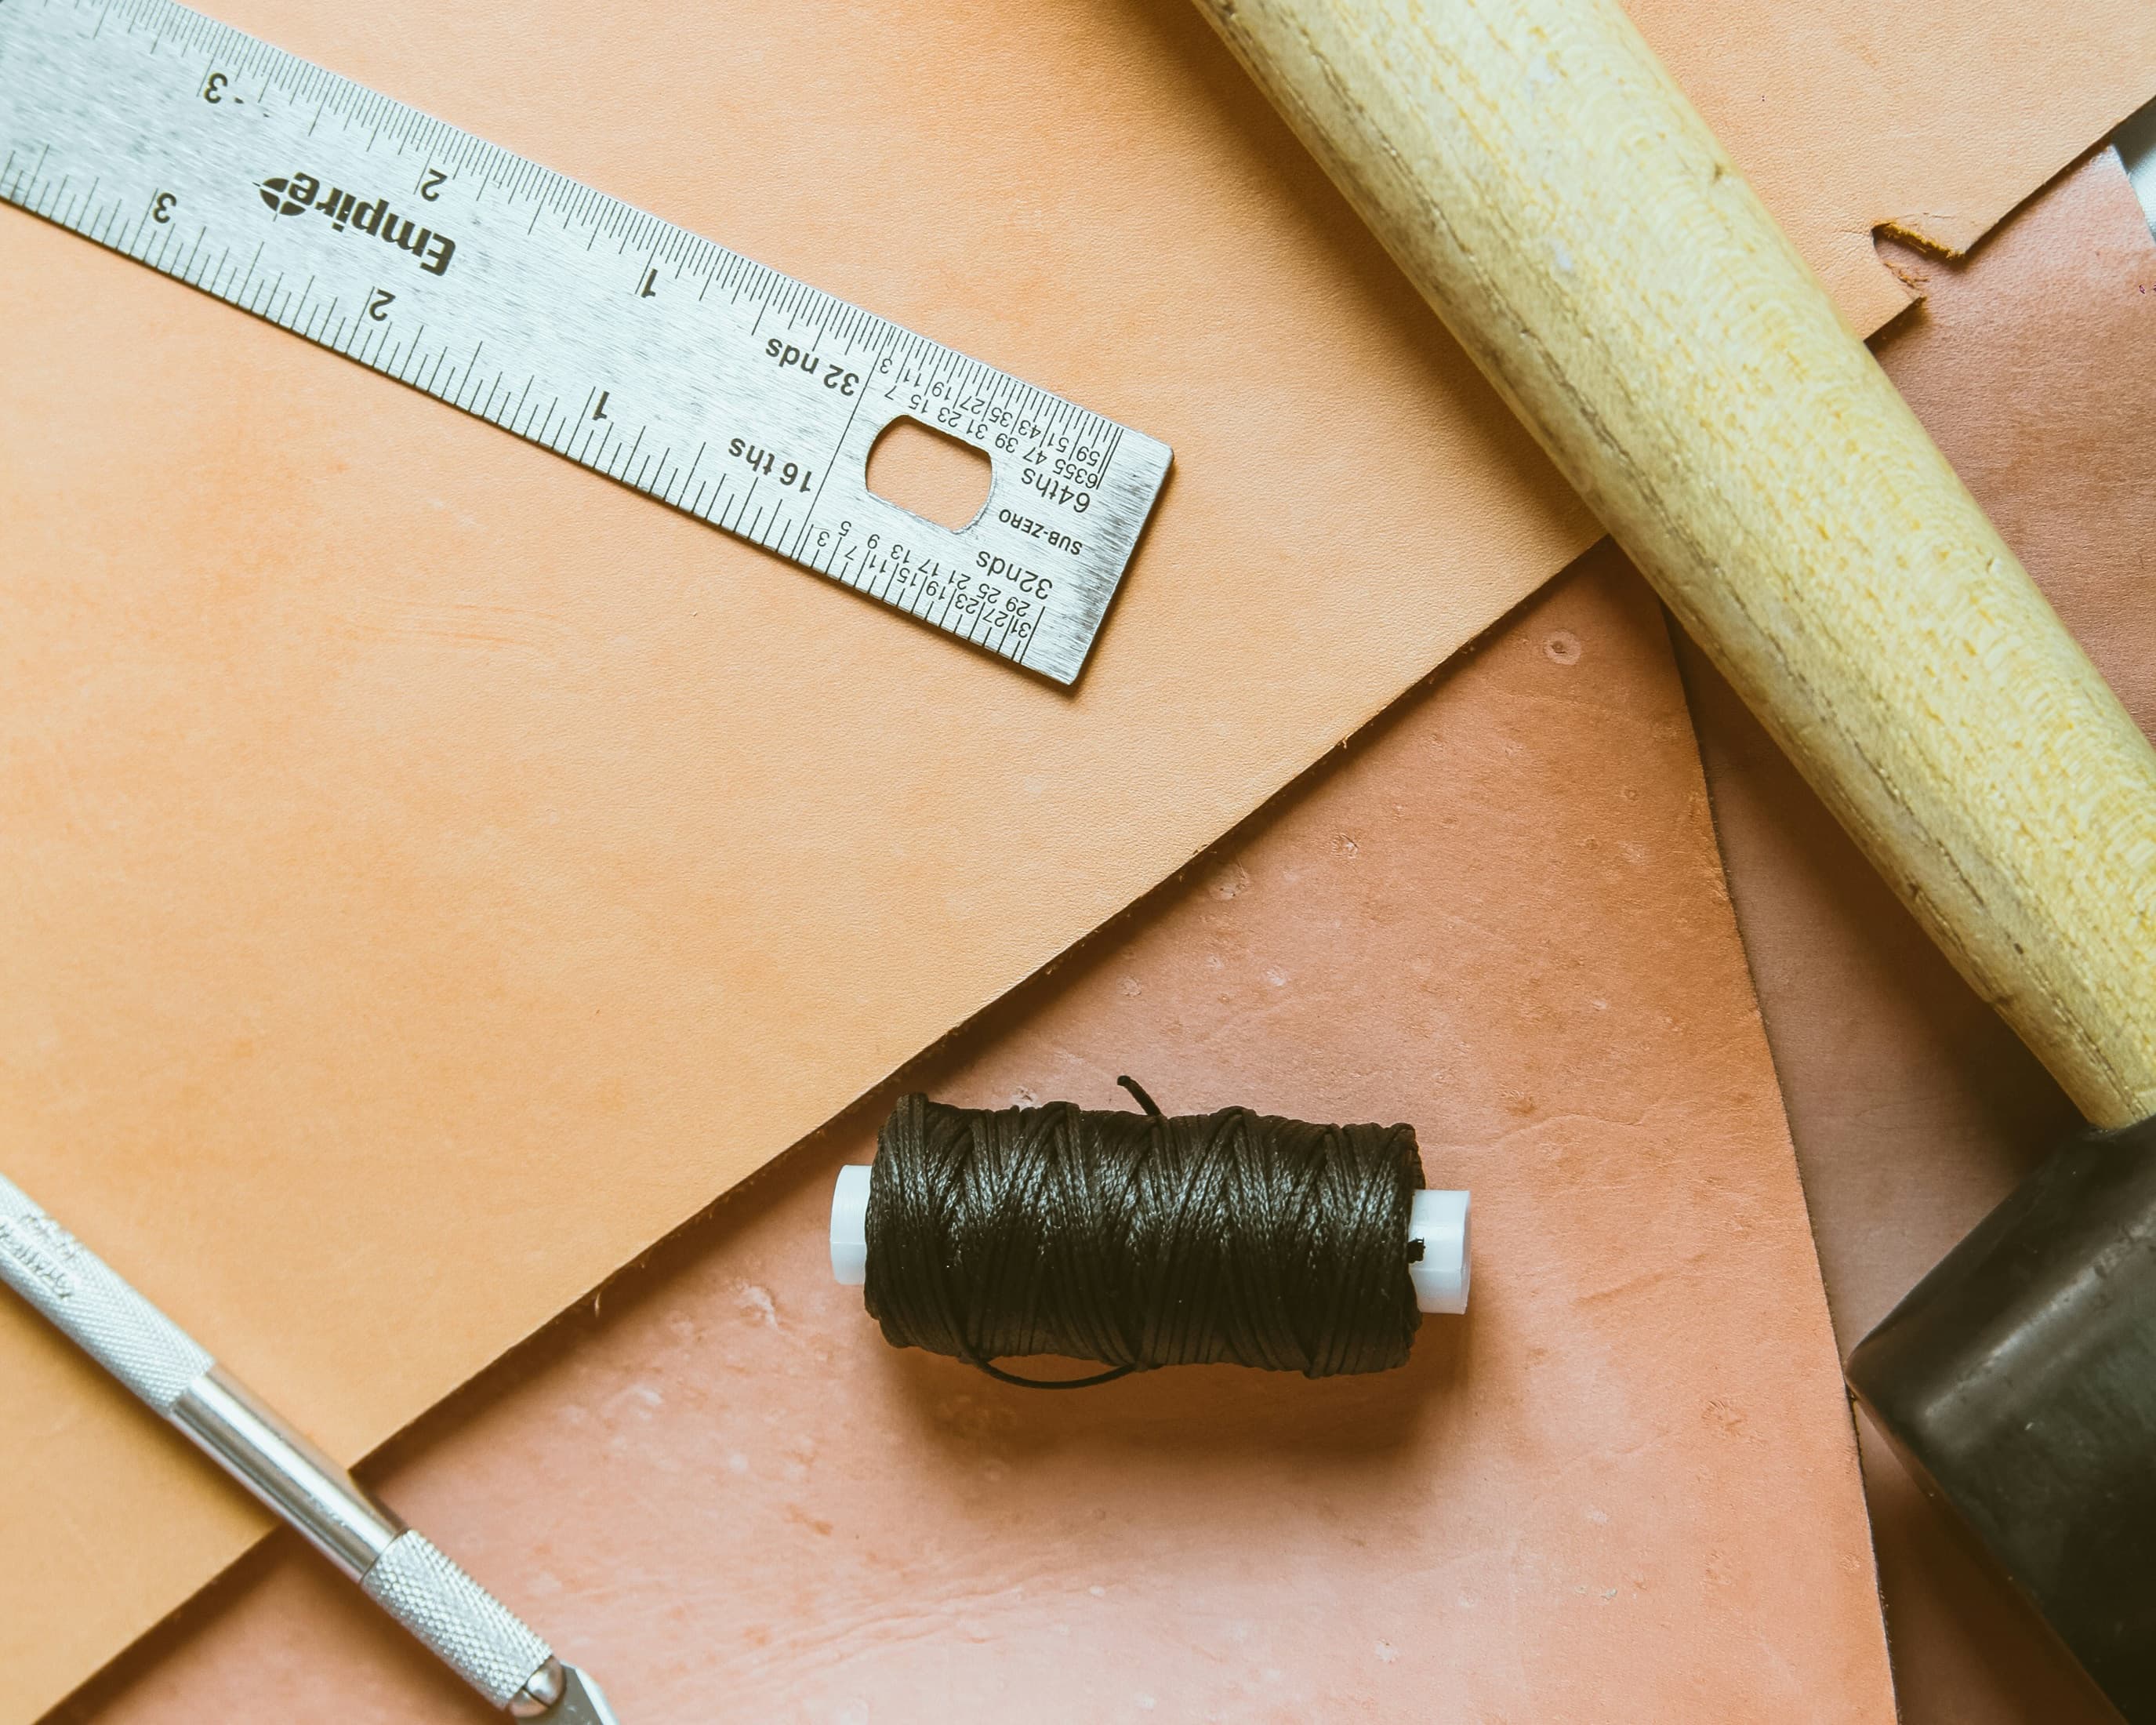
0;0;1173;683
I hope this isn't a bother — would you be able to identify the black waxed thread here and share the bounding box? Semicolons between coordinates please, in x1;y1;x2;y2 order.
862;1086;1426;1385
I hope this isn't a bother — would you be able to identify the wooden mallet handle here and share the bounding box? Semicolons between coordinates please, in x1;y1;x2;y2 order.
1196;0;2156;1128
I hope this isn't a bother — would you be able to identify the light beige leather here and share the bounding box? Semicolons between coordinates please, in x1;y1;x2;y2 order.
2;0;2153;1713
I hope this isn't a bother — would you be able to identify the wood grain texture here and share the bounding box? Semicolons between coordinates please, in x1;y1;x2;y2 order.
1192;0;2156;1127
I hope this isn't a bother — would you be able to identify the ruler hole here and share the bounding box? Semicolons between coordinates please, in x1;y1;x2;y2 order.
866;416;993;532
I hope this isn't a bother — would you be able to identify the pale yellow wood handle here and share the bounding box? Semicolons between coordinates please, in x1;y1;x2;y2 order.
1192;0;2156;1126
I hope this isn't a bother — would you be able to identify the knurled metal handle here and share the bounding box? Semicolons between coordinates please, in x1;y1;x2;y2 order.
363;1531;556;1708
0;1170;557;1714
0;1172;211;1410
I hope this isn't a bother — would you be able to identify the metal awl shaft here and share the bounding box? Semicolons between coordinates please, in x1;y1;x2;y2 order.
0;1171;619;1722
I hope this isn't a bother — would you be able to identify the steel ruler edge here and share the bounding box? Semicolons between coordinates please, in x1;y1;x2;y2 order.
0;0;1174;683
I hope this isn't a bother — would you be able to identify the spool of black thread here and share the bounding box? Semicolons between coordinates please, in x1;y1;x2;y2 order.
829;1080;1469;1385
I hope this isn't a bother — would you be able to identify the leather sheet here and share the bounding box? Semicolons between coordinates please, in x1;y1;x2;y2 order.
67;146;2156;1725
4;0;2154;1712
71;557;1899;1723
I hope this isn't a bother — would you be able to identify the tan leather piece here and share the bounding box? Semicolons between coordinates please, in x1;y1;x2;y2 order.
1626;0;2156;332
2;0;2151;1710
1685;146;2156;1724
66;558;1898;1724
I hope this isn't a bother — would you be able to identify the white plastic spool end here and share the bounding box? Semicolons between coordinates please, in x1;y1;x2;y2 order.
1409;1189;1471;1315
830;1164;871;1287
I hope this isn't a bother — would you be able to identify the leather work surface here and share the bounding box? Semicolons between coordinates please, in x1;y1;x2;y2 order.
53;154;2156;1725
1687;145;2156;1724
60;557;1900;1723
5;0;2155;1712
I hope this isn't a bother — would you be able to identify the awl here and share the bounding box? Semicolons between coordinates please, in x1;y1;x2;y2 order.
0;1170;619;1721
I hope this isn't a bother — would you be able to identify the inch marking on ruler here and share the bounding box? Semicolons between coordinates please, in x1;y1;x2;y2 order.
0;0;1172;683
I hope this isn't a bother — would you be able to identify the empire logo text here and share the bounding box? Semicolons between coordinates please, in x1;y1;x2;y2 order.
258;171;456;276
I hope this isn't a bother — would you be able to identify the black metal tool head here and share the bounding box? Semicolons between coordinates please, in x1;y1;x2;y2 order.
1847;1116;2156;1720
